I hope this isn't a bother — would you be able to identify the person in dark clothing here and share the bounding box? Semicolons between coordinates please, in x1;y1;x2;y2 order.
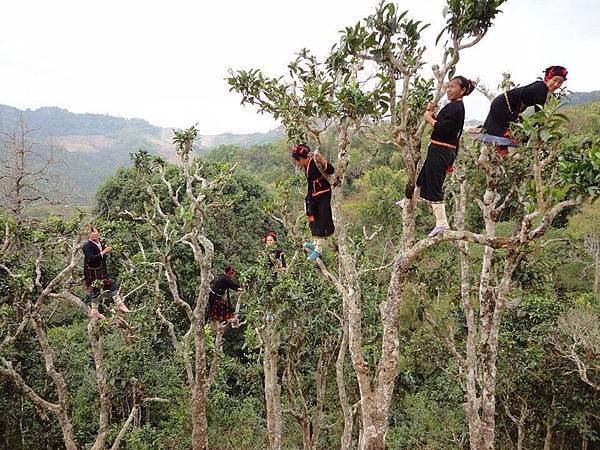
263;231;286;272
290;143;335;261
473;66;568;155
396;76;475;237
83;227;130;319
208;266;240;322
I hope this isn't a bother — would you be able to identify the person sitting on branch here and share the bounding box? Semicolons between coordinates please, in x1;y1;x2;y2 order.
471;65;568;155
207;265;241;323
397;76;475;237
83;226;130;319
290;143;335;261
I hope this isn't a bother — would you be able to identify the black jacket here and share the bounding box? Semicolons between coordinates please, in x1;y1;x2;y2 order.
83;240;109;286
430;100;465;149
483;80;549;136
209;275;239;301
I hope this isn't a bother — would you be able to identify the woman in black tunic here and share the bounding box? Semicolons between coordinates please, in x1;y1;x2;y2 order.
474;66;568;155
264;231;286;271
397;76;474;237
208;266;240;322
83;226;130;319
290;143;335;261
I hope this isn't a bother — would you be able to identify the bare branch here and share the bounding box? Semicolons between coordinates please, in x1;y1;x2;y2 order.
156;307;194;388
315;259;348;296
109;404;139;450
0;357;59;414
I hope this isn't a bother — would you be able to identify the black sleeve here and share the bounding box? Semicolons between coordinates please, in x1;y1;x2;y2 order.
522;81;548;110
324;162;335;175
83;242;102;264
222;277;239;290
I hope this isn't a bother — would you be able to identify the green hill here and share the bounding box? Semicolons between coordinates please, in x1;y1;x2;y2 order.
0;104;283;199
565;90;600;107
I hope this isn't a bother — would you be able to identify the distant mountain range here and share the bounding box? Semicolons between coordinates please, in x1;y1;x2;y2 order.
0;90;597;198
564;90;600;106
0;104;284;196
0;104;283;156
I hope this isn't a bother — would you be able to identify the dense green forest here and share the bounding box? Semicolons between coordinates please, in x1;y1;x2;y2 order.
1;105;598;449
1;1;599;449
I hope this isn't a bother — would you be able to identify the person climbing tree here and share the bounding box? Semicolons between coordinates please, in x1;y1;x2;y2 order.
83;226;130;319
396;76;475;237
472;65;568;155
208;266;241;323
263;230;286;271
291;143;335;261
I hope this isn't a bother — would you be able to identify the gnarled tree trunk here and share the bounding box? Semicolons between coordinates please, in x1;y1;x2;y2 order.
259;318;283;450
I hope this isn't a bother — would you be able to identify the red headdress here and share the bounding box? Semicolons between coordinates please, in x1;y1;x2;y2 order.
291;143;311;160
263;230;278;242
544;66;568;82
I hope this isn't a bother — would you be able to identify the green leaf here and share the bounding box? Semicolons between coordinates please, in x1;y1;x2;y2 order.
540;129;552;142
435;28;446;45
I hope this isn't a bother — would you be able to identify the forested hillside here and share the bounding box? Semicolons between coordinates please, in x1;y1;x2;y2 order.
0;105;283;198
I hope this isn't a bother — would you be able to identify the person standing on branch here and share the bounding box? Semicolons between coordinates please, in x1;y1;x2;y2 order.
291;144;335;261
397;76;475;237
83;226;130;319
208;266;241;323
472;65;568;155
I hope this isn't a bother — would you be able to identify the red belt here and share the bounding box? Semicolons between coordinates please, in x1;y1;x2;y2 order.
430;140;456;150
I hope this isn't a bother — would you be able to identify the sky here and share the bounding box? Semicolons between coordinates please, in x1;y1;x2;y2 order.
0;0;598;134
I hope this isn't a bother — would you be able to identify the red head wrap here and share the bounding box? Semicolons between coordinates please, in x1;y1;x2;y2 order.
291;143;311;160
544;66;568;82
263;230;277;242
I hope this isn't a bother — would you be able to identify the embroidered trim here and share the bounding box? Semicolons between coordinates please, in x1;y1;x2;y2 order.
503;91;513;115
